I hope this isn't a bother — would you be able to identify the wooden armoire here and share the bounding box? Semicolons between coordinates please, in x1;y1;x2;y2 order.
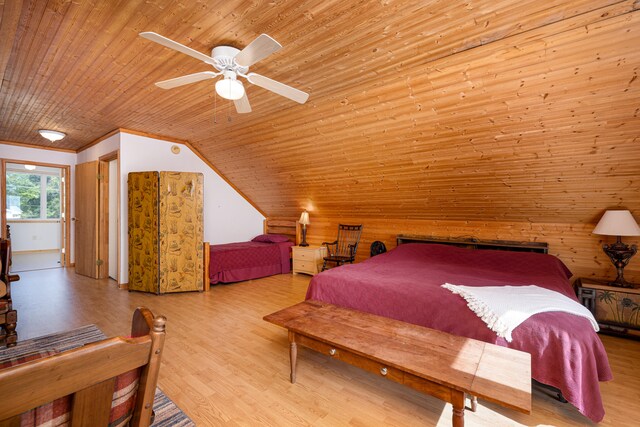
128;171;204;293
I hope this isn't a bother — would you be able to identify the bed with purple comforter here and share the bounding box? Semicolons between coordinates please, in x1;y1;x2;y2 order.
209;238;293;285
305;243;612;422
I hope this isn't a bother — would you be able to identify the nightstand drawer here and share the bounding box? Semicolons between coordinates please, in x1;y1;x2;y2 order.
294;260;316;273
294;250;316;261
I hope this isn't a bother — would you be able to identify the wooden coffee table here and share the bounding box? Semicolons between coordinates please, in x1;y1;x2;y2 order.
264;300;531;427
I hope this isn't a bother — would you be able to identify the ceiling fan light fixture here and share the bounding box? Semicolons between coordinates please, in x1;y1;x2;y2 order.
38;129;66;142
215;78;244;101
140;31;309;112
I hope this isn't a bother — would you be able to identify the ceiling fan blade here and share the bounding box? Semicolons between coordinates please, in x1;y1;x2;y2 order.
234;34;282;67
247;73;309;104
234;93;252;114
140;31;214;65
155;71;219;89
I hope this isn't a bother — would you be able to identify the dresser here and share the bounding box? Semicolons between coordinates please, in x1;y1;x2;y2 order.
575;277;640;339
292;245;327;276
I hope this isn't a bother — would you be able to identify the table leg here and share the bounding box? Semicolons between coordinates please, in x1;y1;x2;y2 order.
468;394;477;412
289;330;297;384
452;390;465;427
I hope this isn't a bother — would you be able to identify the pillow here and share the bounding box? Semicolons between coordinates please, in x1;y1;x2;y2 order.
252;234;290;243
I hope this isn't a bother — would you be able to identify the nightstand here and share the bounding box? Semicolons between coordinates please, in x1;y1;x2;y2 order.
575;277;640;339
292;245;327;276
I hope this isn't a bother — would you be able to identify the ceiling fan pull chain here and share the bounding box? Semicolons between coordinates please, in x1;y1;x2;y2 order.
213;85;217;125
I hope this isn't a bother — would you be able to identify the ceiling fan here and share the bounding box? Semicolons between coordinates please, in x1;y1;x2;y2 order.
139;32;309;114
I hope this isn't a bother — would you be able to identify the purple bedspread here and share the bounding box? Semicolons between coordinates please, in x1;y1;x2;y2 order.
209;241;293;285
306;243;612;422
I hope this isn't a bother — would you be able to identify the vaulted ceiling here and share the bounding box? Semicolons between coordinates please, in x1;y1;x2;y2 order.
1;0;638;223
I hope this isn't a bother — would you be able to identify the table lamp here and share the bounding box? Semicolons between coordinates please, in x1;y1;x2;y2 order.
299;211;310;247
593;210;640;288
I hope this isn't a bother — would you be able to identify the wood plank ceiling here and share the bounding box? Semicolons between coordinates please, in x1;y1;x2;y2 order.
1;0;638;223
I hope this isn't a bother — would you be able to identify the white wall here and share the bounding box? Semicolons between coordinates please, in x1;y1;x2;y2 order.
8;222;61;251
119;132;265;283
76;133;120;163
0;143;76;262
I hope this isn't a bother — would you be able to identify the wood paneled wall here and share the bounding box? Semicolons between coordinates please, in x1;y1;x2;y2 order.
303;216;640;284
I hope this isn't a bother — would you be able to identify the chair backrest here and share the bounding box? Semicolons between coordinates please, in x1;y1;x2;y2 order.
0;307;166;427
0;239;9;280
1;225;12;276
0;240;7;294
0;237;19;347
335;224;363;258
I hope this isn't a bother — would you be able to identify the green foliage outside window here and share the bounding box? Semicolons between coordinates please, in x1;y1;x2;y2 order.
47;176;61;219
5;172;61;220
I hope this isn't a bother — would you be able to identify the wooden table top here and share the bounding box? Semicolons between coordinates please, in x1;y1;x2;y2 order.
265;300;531;414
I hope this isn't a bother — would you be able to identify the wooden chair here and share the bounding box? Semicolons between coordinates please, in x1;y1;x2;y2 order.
0;236;19;348
0;307;166;426
321;224;363;271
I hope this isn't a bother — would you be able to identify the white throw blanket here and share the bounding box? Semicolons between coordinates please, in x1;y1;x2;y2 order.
442;284;599;342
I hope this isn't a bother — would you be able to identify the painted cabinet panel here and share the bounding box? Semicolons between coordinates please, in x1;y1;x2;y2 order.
594;289;640;328
576;277;640;338
128;171;203;293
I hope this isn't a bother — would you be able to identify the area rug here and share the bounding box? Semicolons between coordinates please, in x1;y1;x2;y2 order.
0;325;194;427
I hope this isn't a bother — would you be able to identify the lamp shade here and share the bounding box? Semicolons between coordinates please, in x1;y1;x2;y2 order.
593;210;640;236
38;129;66;142
299;211;310;225
215;78;244;100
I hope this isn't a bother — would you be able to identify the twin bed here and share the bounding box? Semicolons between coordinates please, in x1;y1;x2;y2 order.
305;236;612;423
203;219;298;290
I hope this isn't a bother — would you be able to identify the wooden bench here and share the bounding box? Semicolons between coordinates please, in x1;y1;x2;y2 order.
264;300;531;427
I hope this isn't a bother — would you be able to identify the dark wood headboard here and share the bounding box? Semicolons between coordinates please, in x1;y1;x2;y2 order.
264;218;300;245
396;234;548;254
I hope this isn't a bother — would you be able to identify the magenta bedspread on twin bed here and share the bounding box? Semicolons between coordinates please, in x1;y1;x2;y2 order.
209;241;293;285
306;243;612;422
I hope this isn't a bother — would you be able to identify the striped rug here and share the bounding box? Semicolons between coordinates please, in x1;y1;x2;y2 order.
0;324;194;427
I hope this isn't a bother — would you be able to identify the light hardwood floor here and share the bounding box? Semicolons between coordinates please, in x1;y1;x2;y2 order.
10;268;640;426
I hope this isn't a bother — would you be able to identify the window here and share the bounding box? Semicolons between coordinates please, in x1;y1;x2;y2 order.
46;175;61;219
5;171;61;220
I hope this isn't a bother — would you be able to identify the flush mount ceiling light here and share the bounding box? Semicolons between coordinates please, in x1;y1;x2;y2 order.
214;71;245;100
38;129;66;142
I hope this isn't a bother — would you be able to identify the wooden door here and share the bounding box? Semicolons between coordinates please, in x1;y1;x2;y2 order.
97;160;109;279
75;161;99;278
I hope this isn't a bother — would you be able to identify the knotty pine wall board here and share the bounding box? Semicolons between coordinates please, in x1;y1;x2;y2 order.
303;217;640;283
